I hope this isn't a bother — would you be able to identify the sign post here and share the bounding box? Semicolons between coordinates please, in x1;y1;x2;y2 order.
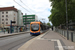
10;20;16;34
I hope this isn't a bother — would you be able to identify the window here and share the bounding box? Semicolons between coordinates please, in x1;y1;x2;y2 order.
2;12;4;14
31;24;39;31
2;19;4;21
2;22;4;24
6;22;8;24
2;15;4;17
6;15;8;17
6;12;8;14
6;19;8;21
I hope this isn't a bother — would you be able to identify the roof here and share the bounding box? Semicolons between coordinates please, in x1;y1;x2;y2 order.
0;6;18;12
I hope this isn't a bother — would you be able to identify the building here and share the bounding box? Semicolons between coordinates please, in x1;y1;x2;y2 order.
23;15;38;25
0;6;18;28
17;10;23;26
0;6;23;29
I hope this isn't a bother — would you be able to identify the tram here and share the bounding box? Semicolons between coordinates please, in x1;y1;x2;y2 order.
30;21;49;35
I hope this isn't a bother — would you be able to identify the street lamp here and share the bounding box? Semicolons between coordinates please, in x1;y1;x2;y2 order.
25;13;27;30
65;0;69;40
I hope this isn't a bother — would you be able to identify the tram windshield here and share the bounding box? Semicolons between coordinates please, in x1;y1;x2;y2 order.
31;24;39;31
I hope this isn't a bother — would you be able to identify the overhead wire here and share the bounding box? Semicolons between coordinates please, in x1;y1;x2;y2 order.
13;0;45;22
20;0;36;13
19;0;44;17
13;0;33;14
20;0;44;17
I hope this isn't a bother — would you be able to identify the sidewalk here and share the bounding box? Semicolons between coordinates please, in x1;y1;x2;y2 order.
18;30;75;50
0;31;30;37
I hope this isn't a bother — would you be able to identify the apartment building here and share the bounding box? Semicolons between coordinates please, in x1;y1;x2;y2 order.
0;6;18;28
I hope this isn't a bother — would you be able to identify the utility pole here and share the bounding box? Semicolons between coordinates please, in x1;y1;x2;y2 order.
10;20;12;33
10;20;16;34
65;0;69;40
25;13;27;30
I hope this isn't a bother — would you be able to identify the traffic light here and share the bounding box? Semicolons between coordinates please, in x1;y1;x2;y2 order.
11;21;16;23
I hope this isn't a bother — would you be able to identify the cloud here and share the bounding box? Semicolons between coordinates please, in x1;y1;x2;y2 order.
0;0;52;23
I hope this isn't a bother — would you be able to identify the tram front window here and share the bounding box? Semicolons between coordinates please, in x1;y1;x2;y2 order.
31;24;39;31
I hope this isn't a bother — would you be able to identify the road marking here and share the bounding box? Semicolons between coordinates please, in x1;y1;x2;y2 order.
37;30;49;39
38;38;64;50
37;30;64;50
37;33;46;39
18;30;50;50
51;39;64;50
18;36;37;50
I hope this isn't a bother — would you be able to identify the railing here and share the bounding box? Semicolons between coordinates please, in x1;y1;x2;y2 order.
55;28;75;42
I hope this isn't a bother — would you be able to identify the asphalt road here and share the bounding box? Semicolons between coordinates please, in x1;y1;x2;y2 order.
0;33;36;50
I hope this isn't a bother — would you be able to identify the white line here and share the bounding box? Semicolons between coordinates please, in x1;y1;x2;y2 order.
37;29;64;50
37;31;49;39
37;38;64;50
51;39;64;50
37;33;46;39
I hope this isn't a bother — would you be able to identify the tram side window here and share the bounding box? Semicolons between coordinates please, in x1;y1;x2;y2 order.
40;25;43;30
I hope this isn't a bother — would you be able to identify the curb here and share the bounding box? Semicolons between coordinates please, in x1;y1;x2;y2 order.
18;30;49;50
0;32;30;38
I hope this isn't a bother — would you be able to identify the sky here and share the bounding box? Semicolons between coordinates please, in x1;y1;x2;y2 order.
0;0;52;24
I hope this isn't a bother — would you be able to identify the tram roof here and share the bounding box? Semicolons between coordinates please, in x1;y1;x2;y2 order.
30;21;42;24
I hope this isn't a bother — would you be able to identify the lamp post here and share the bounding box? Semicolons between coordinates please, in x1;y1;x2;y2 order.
65;0;69;40
25;13;27;30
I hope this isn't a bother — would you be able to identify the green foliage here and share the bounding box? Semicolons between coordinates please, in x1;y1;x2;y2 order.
48;0;75;27
47;22;51;27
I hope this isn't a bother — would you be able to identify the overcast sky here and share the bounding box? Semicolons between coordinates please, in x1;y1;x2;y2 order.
0;0;52;24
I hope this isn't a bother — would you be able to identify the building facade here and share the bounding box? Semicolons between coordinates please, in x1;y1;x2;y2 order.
23;15;38;25
0;6;23;29
0;6;18;28
17;10;23;26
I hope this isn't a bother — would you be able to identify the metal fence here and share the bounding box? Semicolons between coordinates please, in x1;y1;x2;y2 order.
55;28;75;42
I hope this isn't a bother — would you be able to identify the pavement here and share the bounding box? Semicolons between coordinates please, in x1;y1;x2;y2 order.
0;31;30;37
18;29;75;50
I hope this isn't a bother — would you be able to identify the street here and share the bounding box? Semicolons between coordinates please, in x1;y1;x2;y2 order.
18;30;75;50
0;33;35;50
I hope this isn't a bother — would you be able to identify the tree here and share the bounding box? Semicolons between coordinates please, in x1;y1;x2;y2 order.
48;0;75;27
47;22;51;27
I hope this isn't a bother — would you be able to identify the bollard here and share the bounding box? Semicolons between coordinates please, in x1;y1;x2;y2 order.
71;32;73;42
63;31;65;37
62;30;63;35
62;31;64;35
63;31;64;36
